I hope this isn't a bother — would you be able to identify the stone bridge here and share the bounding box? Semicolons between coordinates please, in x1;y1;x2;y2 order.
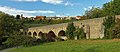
22;18;105;39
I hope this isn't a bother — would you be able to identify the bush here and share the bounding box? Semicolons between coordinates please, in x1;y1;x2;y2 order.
3;35;40;47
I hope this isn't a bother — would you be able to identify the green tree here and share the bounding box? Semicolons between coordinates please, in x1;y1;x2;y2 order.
74;27;86;39
74;27;80;39
0;11;24;46
66;22;75;39
16;15;20;19
1;14;22;36
84;0;120;19
103;16;115;39
0;12;4;45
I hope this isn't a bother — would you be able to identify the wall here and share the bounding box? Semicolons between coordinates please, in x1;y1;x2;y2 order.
23;18;105;39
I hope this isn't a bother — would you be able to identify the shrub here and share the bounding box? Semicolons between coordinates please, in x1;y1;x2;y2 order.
3;35;39;47
66;22;75;39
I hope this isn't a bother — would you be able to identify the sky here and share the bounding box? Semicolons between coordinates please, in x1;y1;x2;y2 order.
0;0;111;17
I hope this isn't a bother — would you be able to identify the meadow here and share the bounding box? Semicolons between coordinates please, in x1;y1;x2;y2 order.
8;39;120;52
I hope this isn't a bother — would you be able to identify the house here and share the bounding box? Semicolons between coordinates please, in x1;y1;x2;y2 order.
64;16;71;20
35;16;46;20
76;16;83;20
46;17;63;20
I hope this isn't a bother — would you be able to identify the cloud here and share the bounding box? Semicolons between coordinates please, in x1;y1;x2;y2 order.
11;0;63;4
84;6;93;11
11;0;74;6
83;8;87;11
0;6;55;17
88;6;92;9
64;2;74;6
41;0;63;4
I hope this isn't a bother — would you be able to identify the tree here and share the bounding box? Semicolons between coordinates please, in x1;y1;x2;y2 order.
103;16;115;39
66;22;75;39
84;0;120;19
16;15;20;19
0;12;4;45
0;11;24;46
74;27;86;39
1;14;22;36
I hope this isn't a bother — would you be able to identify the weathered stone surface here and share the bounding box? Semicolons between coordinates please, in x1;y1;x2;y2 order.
22;18;105;39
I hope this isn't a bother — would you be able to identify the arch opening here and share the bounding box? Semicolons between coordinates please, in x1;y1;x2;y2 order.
28;32;32;36
38;31;44;39
25;32;27;35
33;32;37;37
38;31;43;36
58;30;65;36
58;30;67;41
46;31;56;42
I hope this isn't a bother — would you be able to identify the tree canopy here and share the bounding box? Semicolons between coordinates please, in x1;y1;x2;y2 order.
84;0;120;19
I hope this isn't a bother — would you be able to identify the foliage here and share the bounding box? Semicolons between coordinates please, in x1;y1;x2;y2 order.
20;35;37;47
103;0;120;15
103;16;115;39
84;0;120;19
0;12;4;45
112;19;120;38
74;27;86;39
84;0;120;39
4;35;37;47
0;11;26;49
3;35;23;47
84;7;105;19
66;22;75;39
1;13;24;36
16;15;20;19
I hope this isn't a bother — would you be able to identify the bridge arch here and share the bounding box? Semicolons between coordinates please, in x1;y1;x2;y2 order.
48;31;56;37
25;32;27;35
33;32;37;37
58;30;65;36
38;31;43;39
38;31;43;36
28;32;32;36
46;31;56;42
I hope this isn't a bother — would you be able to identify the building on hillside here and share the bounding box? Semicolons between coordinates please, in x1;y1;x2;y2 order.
31;17;35;20
24;17;35;21
64;16;71;20
76;16;83;20
35;16;46;20
46;17;63;20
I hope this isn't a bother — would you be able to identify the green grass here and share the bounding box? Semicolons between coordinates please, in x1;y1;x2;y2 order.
8;39;120;52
